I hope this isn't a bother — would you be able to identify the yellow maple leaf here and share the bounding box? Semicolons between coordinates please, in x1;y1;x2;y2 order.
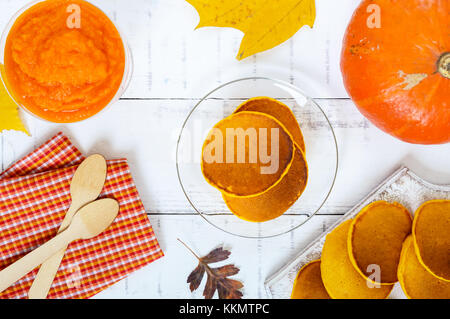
186;0;316;60
0;65;28;135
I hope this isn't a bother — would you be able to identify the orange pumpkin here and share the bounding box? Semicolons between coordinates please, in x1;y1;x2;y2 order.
341;0;449;144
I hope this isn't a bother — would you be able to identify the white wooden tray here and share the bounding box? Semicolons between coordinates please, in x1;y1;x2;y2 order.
265;166;450;299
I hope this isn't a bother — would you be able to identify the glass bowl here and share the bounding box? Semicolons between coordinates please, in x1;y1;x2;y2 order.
0;0;133;123
176;77;338;238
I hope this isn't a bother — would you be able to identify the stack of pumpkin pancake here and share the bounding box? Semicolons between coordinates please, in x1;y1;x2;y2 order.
201;97;308;223
291;200;450;299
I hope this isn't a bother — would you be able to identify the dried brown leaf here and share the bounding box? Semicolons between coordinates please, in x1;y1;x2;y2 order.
218;278;244;299
179;239;243;299
214;264;240;277
203;275;216;299
187;264;205;292
201;247;231;264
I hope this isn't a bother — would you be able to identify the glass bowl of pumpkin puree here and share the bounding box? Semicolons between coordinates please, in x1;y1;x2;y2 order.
0;0;132;123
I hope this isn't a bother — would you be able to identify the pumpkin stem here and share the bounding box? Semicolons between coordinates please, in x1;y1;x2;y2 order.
438;52;450;79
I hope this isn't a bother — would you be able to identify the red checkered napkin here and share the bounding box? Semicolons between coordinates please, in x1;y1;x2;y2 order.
0;133;163;299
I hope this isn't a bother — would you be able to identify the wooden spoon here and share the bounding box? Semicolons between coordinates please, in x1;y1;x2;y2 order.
28;154;107;299
0;198;119;294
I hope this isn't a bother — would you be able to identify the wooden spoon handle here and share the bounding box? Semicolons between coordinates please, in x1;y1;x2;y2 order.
27;245;69;299
28;205;79;299
28;154;107;299
0;230;75;293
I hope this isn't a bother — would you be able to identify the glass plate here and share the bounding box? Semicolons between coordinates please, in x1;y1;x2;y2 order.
176;77;338;238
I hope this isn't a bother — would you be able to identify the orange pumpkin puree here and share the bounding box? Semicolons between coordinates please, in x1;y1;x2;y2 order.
3;0;125;123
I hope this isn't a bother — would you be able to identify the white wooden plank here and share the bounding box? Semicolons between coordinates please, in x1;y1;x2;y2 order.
1;0;449;300
2;98;450;217
0;0;361;99
0;130;33;171
93;214;342;299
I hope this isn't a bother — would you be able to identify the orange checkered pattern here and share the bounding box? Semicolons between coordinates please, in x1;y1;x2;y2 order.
0;133;163;299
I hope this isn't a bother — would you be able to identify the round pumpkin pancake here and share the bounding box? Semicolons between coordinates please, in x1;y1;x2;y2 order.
291;260;330;299
398;236;450;299
348;201;412;284
412;200;450;282
201;111;294;197
234;97;305;152
321;220;394;299
222;147;308;222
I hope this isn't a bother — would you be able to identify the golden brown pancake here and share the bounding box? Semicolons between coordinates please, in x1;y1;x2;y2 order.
291;260;330;299
201;111;294;197
321;220;394;299
234;97;305;152
398;236;450;299
223;147;307;222
412;200;450;282
348;201;412;284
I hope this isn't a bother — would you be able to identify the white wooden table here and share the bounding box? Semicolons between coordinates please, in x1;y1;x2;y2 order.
1;0;449;299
